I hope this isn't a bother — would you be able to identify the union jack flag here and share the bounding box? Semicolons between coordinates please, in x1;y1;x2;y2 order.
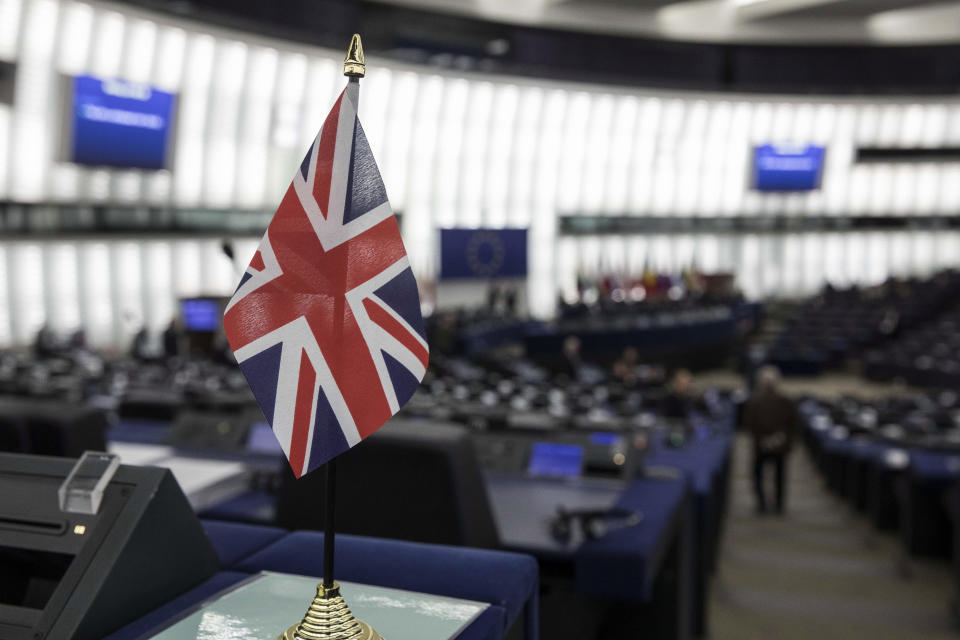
224;82;428;478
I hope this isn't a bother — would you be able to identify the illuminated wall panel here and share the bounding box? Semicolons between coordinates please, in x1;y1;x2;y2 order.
142;241;174;331
0;0;22;62
0;105;9;198
44;242;80;331
7;244;47;343
173;33;215;206
0;0;958;342
110;241;143;344
78;242;113;346
0;245;9;345
11;0;59;202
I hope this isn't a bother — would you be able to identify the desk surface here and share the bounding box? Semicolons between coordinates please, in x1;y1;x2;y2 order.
485;470;688;602
646;434;732;495
485;473;622;557
146;572;487;640
108;443;251;510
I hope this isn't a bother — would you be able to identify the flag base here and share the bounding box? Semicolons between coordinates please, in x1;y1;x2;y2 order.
278;582;384;640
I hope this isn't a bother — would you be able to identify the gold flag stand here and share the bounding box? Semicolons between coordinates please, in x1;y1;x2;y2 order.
279;582;382;640
277;34;383;640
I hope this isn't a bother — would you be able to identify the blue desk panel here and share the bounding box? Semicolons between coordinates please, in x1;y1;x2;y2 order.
575;475;688;602
910;450;960;485
201;520;285;567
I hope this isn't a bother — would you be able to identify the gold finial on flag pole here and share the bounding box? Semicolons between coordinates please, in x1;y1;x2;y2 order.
343;33;365;77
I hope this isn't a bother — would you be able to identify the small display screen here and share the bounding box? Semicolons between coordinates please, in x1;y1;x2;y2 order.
181;298;221;332
528;442;583;478
70;74;176;169
589;432;620;447
753;144;825;191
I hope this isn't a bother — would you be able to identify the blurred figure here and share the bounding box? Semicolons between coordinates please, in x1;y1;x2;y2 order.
878;306;900;338
69;328;87;349
34;324;60;358
743;365;797;514
504;284;518;317
613;347;640;386
428;311;458;356
557;335;583;378
486;283;501;313
163;319;181;358
131;326;151;361
663;368;694;420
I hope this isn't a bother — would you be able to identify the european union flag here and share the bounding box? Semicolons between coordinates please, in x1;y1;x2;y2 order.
440;228;528;280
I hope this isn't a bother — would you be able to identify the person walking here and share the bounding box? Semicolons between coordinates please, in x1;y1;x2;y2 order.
743;366;797;514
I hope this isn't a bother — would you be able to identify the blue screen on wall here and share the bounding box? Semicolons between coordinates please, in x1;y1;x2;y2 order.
753;144;825;191
71;75;175;169
440;228;528;280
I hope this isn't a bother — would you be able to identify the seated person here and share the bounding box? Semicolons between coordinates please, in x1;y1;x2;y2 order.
613;347;641;386
556;335;584;379
34;324;62;358
662;368;694;421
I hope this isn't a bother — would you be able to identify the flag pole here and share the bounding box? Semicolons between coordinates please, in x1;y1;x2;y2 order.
321;32;363;591
322;459;336;589
280;33;382;640
322;30;363;591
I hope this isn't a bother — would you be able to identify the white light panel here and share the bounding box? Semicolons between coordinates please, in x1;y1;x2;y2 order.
172;34;214;205
142;241;174;331
236;46;277;208
44;242;80;331
0;0;22;61
57;1;93;75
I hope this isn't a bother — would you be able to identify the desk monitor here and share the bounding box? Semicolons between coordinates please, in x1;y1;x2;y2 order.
528;442;584;478
589;432;620;447
180;298;221;332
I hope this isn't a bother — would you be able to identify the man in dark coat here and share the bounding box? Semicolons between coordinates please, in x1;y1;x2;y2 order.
743;366;797;514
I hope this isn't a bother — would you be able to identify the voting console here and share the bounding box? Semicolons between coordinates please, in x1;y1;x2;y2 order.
0;452;219;640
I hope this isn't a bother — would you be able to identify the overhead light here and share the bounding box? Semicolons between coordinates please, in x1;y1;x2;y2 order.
868;3;960;45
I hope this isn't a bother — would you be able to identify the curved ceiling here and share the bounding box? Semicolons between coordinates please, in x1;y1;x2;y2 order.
371;0;960;45
125;0;960;93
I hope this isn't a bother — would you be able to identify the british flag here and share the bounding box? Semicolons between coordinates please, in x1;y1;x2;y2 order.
223;83;428;478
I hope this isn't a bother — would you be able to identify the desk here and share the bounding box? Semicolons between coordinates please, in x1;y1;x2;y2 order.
486;474;621;559
525;314;738;366
485;472;691;640
107;441;173;466
802;415;903;531
646;433;733;637
105;521;539;640
108;443;252;511
899;450;960;558
109;418;173;445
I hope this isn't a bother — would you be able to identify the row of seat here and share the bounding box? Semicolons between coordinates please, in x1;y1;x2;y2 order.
801;393;960;621
864;305;960;389
767;269;960;375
